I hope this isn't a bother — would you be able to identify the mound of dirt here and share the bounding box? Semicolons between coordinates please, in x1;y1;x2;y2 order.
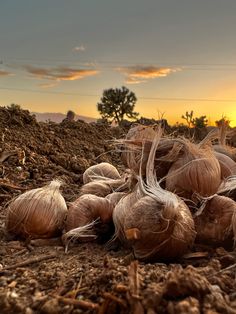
0;106;236;313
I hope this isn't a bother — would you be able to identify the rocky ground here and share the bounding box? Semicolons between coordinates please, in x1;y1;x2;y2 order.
0;106;236;313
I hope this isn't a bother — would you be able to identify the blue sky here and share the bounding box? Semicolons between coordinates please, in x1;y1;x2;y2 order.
1;0;236;125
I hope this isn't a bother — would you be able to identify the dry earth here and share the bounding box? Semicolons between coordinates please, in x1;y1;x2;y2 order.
0;106;236;314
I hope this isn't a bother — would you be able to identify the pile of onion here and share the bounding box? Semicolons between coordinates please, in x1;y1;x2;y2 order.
113;130;196;261
5;180;67;239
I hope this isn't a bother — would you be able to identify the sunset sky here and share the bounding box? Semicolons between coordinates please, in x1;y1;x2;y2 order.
1;0;236;125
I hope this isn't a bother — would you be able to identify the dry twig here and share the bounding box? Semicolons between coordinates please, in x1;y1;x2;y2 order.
4;252;57;270
56;296;99;310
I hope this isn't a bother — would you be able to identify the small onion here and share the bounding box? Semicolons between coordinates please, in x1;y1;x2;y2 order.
194;195;236;247
83;162;121;184
5;180;67;239
105;192;127;207
63;194;114;250
79;177;128;197
65;194;113;232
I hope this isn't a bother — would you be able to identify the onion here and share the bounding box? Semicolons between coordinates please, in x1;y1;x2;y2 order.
83;162;121;184
63;194;114;251
123;193;195;261
217;175;236;202
165;139;221;199
79;177;127;197
65;194;113;232
105;192;127;207
5;180;67;239
214;152;236;179
194;195;236;247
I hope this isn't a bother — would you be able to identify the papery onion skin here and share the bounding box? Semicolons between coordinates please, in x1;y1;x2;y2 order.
83;162;121;184
5;180;67;239
65;194;113;232
194;195;236;248
123;195;196;261
214;152;236;179
166;144;221;198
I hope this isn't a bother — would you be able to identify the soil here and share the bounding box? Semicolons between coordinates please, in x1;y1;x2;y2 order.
0;106;236;314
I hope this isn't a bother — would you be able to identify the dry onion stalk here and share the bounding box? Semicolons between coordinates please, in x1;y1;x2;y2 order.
113;130;196;261
213;122;236;161
121;124;157;175
5;180;68;239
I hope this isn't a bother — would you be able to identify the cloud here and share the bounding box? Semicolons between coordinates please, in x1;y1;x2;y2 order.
117;65;180;84
23;65;99;82
73;45;86;52
0;70;13;77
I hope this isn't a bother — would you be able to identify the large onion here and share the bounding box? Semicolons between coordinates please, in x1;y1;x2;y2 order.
5;180;67;239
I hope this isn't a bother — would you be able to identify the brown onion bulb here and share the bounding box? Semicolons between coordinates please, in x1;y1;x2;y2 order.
166;141;221;199
194;195;236;247
83;162;121;184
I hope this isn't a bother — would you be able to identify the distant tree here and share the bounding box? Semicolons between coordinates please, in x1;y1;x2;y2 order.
97;86;139;125
193;115;208;128
215;116;230;128
66;110;76;121
181;110;194;128
7;103;21;111
181;110;208;128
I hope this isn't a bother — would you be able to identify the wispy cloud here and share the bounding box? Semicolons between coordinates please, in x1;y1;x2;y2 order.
23;65;99;82
117;65;181;84
73;44;86;52
0;70;13;77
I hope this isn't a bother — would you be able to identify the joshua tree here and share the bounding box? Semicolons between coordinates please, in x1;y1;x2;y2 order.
97;86;139;125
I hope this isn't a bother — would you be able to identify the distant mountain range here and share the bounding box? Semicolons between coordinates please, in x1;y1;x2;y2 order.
32;112;97;123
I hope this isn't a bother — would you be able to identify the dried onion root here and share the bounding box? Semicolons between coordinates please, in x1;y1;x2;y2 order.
194;195;236;247
83;162;121;184
5;180;68;239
